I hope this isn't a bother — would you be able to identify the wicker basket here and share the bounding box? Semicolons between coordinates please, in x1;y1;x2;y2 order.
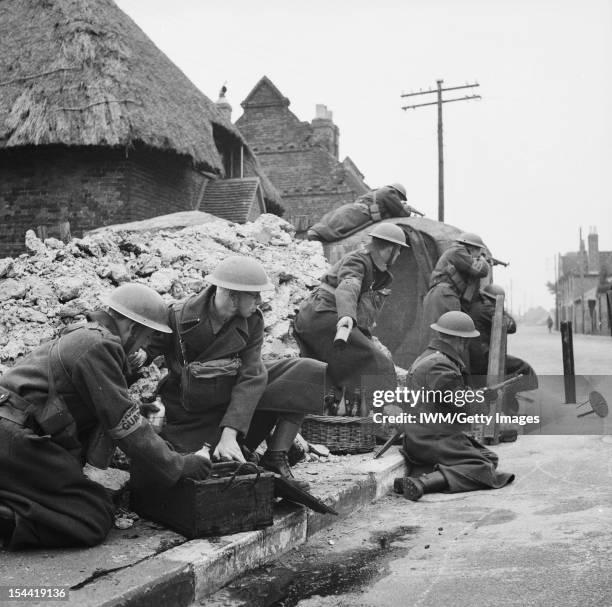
301;414;375;454
130;462;275;538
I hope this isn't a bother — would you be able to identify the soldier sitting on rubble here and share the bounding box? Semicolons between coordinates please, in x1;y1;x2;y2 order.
396;311;514;501
468;284;538;415
141;256;326;491
306;183;422;242
294;223;408;406
420;232;490;349
0;284;212;550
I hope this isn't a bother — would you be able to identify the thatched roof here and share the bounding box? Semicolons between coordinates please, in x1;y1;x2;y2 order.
0;0;280;204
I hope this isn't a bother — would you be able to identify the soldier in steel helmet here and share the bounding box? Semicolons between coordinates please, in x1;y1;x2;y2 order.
307;182;423;242
144;256;326;490
468;284;538;415
395;311;514;501
294;222;409;402
0;284;212;550
419;231;491;349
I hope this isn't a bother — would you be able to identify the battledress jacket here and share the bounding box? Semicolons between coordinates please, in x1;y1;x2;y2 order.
401;338;514;493
148;286;325;453
294;247;397;394
307;186;410;242
0;311;185;549
420;243;490;349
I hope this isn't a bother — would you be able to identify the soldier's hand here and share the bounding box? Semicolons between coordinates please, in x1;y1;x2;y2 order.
128;348;147;370
336;316;354;332
213;427;246;463
180;454;212;480
139;402;160;417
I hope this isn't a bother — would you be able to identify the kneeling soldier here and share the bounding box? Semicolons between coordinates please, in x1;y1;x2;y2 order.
0;284;211;550
146;256;326;490
398;311;514;501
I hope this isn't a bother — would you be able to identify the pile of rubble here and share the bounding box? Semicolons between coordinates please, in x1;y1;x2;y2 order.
0;212;328;376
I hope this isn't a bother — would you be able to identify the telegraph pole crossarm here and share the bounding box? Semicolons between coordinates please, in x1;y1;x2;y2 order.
401;82;480;98
402;94;481;110
401;79;481;222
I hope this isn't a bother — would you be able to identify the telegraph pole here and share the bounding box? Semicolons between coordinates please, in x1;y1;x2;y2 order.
401;79;481;222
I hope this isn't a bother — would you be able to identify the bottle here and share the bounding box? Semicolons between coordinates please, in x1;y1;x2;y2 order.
358;388;369;417
333;325;351;349
324;390;336;415
336;387;347;416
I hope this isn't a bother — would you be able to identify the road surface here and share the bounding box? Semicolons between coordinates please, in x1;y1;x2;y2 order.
204;324;612;607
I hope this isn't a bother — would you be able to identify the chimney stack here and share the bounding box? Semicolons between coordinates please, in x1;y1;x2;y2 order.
215;83;232;122
311;104;339;158
588;226;600;273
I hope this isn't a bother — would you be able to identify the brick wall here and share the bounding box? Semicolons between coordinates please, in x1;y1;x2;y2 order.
0;146;207;256
237;105;311;151
237;81;369;232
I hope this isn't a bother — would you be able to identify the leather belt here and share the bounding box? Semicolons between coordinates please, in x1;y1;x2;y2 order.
0;387;30;427
317;282;336;296
0;404;28;427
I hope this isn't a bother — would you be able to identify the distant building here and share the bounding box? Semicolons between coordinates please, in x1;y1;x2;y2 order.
235;76;369;234
0;0;279;256
557;228;612;335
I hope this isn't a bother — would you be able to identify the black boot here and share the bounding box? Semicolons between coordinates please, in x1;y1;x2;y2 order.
259;450;310;491
0;504;15;543
402;471;447;501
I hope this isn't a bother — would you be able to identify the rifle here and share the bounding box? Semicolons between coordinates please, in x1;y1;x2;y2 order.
487;373;523;393
407;205;425;217
373;429;404;459
488;257;509;268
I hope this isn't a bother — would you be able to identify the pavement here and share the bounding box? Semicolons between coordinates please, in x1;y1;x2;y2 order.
0;451;406;607
1;324;610;607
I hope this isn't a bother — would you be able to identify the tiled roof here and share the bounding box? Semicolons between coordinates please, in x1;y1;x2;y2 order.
201;178;264;223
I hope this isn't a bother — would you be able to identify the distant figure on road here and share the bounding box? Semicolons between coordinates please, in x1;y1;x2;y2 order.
547;315;553;333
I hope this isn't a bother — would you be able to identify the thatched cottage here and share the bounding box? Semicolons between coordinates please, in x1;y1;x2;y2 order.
0;0;280;256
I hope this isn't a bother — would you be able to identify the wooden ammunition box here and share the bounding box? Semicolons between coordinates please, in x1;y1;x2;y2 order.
130;462;275;538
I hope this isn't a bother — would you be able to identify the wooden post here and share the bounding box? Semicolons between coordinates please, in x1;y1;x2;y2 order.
36;225;48;241
483;293;507;445
607;292;612;337
560;321;576;403
437;79;444;222
58;221;71;243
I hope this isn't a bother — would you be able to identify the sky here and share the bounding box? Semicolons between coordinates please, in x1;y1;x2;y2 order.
116;0;612;314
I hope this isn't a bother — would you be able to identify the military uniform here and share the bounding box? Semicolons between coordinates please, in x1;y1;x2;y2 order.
468;296;538;413
401;338;514;493
307;186;410;242
420;243;489;348
0;311;187;549
293;247;397;397
149;286;326;454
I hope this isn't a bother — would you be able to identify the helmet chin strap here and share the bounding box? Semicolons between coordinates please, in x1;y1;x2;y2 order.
122;323;144;355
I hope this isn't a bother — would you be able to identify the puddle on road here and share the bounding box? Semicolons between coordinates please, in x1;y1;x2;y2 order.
214;525;419;607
